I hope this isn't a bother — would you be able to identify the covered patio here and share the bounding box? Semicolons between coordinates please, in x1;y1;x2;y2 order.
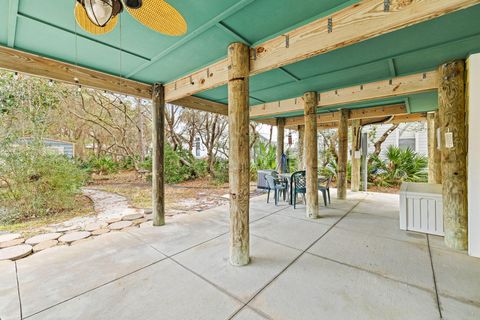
1;0;480;319
1;192;479;319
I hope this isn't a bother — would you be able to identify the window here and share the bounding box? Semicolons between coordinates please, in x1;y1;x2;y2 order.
399;138;415;151
195;137;201;157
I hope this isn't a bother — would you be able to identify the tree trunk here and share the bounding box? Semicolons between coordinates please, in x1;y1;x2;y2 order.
368;124;399;166
228;42;250;266
438;60;468;251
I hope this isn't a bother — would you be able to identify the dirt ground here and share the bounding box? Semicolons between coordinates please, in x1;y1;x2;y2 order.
89;171;236;214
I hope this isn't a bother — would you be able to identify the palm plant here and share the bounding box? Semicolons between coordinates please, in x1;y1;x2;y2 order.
252;141;276;170
369;146;428;187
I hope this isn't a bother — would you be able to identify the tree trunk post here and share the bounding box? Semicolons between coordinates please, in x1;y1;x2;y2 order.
337;109;349;199
304;92;319;218
228;42;250;266
297;125;305;170
152;84;165;226
427;111;442;184
276;118;285;173
438;60;468;251
350;119;361;192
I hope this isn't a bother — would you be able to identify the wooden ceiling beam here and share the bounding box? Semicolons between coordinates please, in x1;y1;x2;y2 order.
173;96;228;115
284;104;407;128
251;71;437;118
316;113;428;129
0;45;152;99
164;0;476;102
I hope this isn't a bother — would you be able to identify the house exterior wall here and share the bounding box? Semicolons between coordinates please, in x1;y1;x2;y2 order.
16;138;75;158
363;122;428;159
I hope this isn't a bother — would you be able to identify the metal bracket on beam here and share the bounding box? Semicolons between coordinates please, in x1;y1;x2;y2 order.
283;34;290;48
328;18;333;33
384;0;390;12
251;48;257;60
189;75;194;85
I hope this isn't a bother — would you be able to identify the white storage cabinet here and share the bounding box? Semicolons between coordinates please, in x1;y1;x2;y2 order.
399;182;444;236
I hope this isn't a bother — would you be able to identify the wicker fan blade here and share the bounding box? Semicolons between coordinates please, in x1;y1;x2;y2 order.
75;2;118;35
125;0;187;36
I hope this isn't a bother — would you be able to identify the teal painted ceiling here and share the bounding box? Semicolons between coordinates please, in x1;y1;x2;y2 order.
1;0;480;117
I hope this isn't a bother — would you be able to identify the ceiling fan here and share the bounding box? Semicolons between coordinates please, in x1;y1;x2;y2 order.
74;0;187;36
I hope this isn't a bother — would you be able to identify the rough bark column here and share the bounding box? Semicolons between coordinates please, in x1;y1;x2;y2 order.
297;125;305;170
337;109;349;199
438;60;468;250
152;84;165;226
304;92;319;218
350;119;361;192
427;111;442;184
276;118;285;173
228;42;250;266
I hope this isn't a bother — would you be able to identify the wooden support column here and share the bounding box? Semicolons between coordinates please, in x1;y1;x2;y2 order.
304;92;319;218
276;118;285;173
228;42;250;266
152;84;165;226
427;112;442;184
438;60;468;250
297;125;305;170
350;119;361;192
337;109;349;199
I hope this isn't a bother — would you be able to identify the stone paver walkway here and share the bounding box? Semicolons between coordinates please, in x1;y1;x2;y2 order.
1;191;479;319
0;189;150;260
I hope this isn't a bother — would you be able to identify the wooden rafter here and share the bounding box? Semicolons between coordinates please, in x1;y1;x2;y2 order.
164;0;477;102
284;104;407;128
316;113;428;129
173;96;228;115
0;45;152;98
255;70;436;119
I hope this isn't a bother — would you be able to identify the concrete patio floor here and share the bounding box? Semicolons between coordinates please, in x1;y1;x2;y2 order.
1;191;479;320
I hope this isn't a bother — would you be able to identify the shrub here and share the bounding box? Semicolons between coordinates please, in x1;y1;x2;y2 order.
213;159;229;184
0;145;88;223
369;146;428;187
141;144;208;184
87;155;119;175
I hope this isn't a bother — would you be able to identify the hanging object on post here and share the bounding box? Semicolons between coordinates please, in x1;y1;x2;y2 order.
445;129;454;149
75;0;187;36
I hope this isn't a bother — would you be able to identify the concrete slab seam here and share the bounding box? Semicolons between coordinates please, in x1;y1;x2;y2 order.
227;198;364;319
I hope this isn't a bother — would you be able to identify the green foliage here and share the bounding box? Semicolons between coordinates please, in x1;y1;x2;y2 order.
87;155;119;175
252;141;277;170
250;141;276;182
319;156;351;181
164;144;196;183
213;159;229;184
369;146;428;187
141;144;208;184
0;145;87;224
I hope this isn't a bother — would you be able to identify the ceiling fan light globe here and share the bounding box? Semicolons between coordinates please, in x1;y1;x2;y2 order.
84;0;114;27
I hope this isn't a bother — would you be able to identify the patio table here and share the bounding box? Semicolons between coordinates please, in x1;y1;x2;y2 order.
279;172;326;205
